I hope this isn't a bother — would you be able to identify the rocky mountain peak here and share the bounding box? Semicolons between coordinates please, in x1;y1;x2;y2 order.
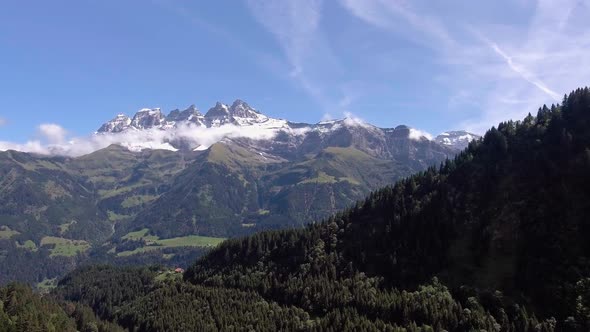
97;114;132;133
130;108;166;129
167;105;203;124
387;125;411;138
204;102;233;127
93;99;476;158
229;99;257;117
205;102;230;117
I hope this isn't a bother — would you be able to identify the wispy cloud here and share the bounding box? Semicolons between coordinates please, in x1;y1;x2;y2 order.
245;0;327;106
38;123;68;144
460;0;590;132
0;120;312;157
408;128;433;141
245;0;353;114
340;0;590;134
340;0;454;50
246;0;322;69
480;36;560;100
0;117;6;126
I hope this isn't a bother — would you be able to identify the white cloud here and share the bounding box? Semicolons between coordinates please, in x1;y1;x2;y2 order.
245;0;352;114
340;0;454;50
0;118;6;126
0;140;46;154
38;123;68;143
483;38;560;100
340;0;590;134
321;113;333;121
408;128;433;141
246;0;322;72
0;121;309;157
460;0;590;133
343;111;365;125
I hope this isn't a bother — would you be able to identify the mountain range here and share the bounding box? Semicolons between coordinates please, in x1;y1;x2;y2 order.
7;88;586;331
94;99;478;153
0;99;478;284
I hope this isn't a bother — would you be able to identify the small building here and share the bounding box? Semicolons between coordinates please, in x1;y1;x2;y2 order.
174;267;184;273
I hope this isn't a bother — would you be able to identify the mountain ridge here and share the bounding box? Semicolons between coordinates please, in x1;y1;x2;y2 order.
95;99;479;153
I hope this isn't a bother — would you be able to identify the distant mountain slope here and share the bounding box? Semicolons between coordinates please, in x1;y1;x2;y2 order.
130;124;452;238
0;99;475;285
0;150;110;242
53;90;590;332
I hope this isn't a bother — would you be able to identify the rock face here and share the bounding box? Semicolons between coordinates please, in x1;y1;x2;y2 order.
130;108;166;129
97;114;132;133
204;102;233;126
166;105;205;125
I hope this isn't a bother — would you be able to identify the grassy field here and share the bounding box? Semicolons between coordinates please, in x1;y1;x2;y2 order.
18;240;38;251
300;171;338;184
40;236;90;257
121;195;158;208
36;278;57;293
117;229;225;257
122;228;158;242
107;210;130;222
155;270;184;282
0;226;19;239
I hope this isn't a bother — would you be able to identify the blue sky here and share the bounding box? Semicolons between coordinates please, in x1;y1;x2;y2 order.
1;0;589;146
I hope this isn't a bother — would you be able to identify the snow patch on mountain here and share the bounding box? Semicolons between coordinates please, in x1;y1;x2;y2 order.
435;131;480;150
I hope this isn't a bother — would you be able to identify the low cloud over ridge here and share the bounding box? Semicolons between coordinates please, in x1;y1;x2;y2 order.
0;122;298;157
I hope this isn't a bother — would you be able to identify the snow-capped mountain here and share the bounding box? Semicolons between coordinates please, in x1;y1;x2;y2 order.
96;99;478;156
98;99;289;133
130;108;166;129
166;105;205;126
97;114;132;133
435;131;480;151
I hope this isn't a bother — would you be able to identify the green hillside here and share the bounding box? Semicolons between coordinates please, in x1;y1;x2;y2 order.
1;127;449;284
51;89;590;331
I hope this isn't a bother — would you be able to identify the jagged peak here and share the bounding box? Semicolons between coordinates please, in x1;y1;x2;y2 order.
97;113;132;133
130;108;166;129
135;107;162;114
229;99;266;120
184;104;199;113
231;99;248;107
205;102;230;118
167;105;203;122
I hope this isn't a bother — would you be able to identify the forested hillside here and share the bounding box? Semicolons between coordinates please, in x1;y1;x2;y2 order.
0;283;122;332
52;89;590;331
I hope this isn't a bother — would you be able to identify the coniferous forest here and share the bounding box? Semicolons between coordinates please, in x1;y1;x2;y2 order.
4;88;590;331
